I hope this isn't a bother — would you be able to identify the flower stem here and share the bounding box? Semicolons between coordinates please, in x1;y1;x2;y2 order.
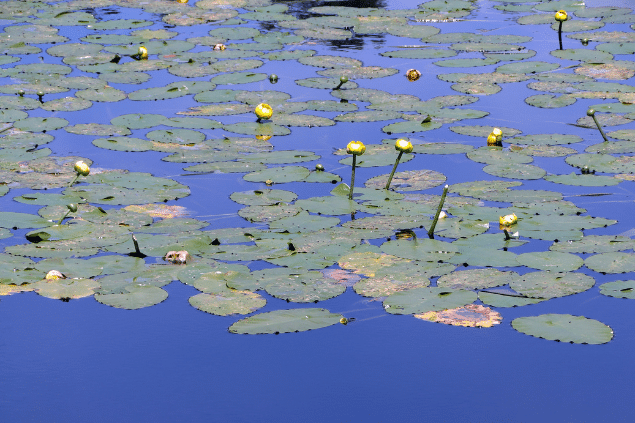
427;184;449;239
558;21;563;50
57;210;72;225
503;229;511;240
385;151;403;190
592;115;609;142
68;173;80;187
349;155;357;200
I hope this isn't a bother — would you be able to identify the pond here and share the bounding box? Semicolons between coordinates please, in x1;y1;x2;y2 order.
1;0;635;421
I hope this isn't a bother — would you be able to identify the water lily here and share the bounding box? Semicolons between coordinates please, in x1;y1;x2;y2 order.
269;74;278;83
335;75;348;90
45;270;65;280
554;10;568;22
255;103;273;122
406;69;421;82
346;141;365;199
57;203;78;225
499;213;518;226
213;43;225;51
69;161;90;187
385;138;413;190
554;10;568;49
138;45;148;59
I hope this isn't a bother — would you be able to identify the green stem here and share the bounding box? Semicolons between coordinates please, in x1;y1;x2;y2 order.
68;173;80;187
592;114;609;142
256;117;262;123
503;229;511;240
385;151;404;190
349;155;357;200
335;82;344;90
558;21;563;50
427;184;449;239
57;210;72;225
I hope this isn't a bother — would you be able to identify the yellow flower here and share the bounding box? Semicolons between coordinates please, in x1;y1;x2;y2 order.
256;134;272;141
138;45;148;59
177;0;188;3
491;127;502;140
45;270;65;280
406;69;421;82
255;103;273;120
213;43;226;51
499;213;518;226
74;160;90;176
555;10;568;22
487;133;499;146
395;138;413;153
346;140;366;155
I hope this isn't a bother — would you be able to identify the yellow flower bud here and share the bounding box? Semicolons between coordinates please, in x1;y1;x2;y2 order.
255;103;273;120
406;69;421;82
46;270;65;280
555;10;568;22
256;135;272;141
487;133;499;146
74;160;90;176
346;140;366;156
138;45;148;59
213;43;226;51
395;138;414;153
499;213;518;226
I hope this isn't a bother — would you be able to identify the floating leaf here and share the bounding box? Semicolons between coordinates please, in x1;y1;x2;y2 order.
511;271;595;299
585;252;635;274
437;268;520;290
599;280;635;299
229;308;343;334
384;287;477;315
189;291;266;316
415;304;502;327
512;314;613;344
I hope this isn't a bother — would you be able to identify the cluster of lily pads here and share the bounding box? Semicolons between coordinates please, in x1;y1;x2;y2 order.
0;0;634;342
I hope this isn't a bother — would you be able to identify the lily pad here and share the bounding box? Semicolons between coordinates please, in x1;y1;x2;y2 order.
510;271;595;299
437;268;520;290
383;287;477;315
229;308;343;334
189;291;266;316
585;252;635;274
599;280;635;299
511;314;613;344
95;285;168;310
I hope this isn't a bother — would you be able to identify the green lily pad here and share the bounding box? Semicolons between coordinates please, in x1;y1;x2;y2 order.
75;87;126;102
381;49;457;59
585;252;635;274
507;134;583;146
599;280;635;299
238;203;302;223
525;94;576;108
382;120;443;134
566;153;635;173
510;271;595;299
229;308;343;334
223;122;291;136
511;314;613;344
450;125;522;138
189;291;266;316
95;285;168;310
551;48;613;62
65;123;131;136
478;290;544;308
317;66;399;79
483;163;546;180
383;287;477;315
40;97;92;112
544;173;621;186
32;278;100;300
550;235;634;254
268;211;340;233
110;114;167;129
436;58;500;68
516;145;577;157
365;170;446;192
516;252;583;272
230;189;297;206
14;117;68;132
438;269;520;290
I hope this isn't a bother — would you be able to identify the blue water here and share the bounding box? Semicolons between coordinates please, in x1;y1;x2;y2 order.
1;0;635;421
